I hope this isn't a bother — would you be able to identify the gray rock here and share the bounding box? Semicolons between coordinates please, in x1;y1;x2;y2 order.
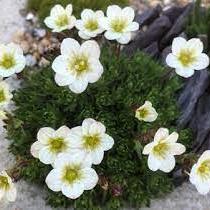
142;42;159;58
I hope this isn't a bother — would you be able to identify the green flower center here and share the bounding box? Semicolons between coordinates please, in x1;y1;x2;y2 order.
84;19;99;31
111;18;127;33
69;55;89;76
153;142;169;158
178;49;196;67
49;137;66;153
0;53;16;69
0;175;9;190
197;161;210;180
83;135;100;150
138;108;149;119
0;90;6;103
62;166;81;184
55;14;69;27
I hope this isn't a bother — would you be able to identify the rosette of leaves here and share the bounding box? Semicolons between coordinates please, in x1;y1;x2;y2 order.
27;0;128;24
7;48;192;209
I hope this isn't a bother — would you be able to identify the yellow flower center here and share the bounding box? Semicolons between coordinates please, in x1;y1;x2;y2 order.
153;141;169;158
111;18;127;33
69;55;89;76
49;137;66;153
62;165;81;184
0;90;6;103
197;161;210;180
178;49;196;67
84;19;99;31
55;14;69;27
0;175;9;190
83;135;100;150
137;108;149;119
0;53;16;69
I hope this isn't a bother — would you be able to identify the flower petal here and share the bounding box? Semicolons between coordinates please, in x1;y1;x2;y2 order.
90;121;106;135
104;31;121;40
52;55;69;76
193;53;209;70
195;181;210;195
154;128;169;142
30;141;43;158
122;7;135;22
37;127;54;144
81;40;100;59
44;17;55;29
166;132;179;143
45;169;62;192
166;53;180;68
55;125;71;138
175;68;194;78
55;73;74;86
142;142;155;154
147;153;161;171
81;167;98;190
39;147;56;164
91;149;104;165
107;5;122;18
69;77;89;94
62;182;84;199
198;150;210;164
78;31;91;40
159;155;175;173
60;38;80;55
170;143;186;155
117;33;131;44
101;134;114;151
82;118;96;135
187;38;203;55
65;4;73;14
6;184;17;202
81;9;94;21
50;5;65;16
87;59;103;83
172;37;187;55
127;22;139;32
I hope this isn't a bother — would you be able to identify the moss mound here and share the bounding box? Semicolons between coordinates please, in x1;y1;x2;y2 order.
27;0;128;25
7;48;191;209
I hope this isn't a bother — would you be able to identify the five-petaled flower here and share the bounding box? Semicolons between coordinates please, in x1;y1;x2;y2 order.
99;5;139;44
190;150;210;195
69;118;114;165
135;101;158;122
44;4;76;32
0;43;26;77
143;128;186;172
166;37;209;78
0;171;17;202
52;38;103;94
31;126;79;165
0;81;13;108
46;152;98;199
75;9;105;40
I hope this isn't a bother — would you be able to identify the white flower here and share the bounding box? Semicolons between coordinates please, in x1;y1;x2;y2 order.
31;125;79;165
166;37;209;78
189;150;210;195
99;5;139;44
0;43;26;77
44;4;76;32
0;110;7;120
52;38;103;94
135;101;158;122
75;9;105;40
69;118;114;165
46;152;98;199
0;171;17;202
0;81;13;108
142;128;186;173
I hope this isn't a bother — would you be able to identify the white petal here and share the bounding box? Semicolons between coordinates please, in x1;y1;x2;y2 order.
101;134;114;151
89;121;106;135
175;68;195;78
193;53;209;70
98;17;109;30
195;181;210;195
65;4;73;14
91;149;104;165
159;155;175;173
166;54;180;68
75;20;84;30
96;10;104;19
55;125;71;137
14;55;26;73
55;73;74;86
78;31;91;40
170;143;186;155
37;127;54;144
127;22;139;32
87;59;103;83
117;33;132;44
45;169;62;192
104;31;121;40
187;38;203;55
69;77;89;94
44;17;55;29
52;55;69;76
81;9;94;21
198;150;210;163
189;164;198;185
154;128;169;142
0;68;16;78
60;38;80;55
0;190;5;201
81;167;98;190
82;118;96;135
39;147;56;164
107;5;122;18
148;154;161;171
30;141;43;158
142;142;155;155
172;37;187;55
67;16;76;30
50;4;65;16
166;132;179;143
122;7;135;22
81;40;100;59
6;184;17;202
62;182;84;199
144;111;158;122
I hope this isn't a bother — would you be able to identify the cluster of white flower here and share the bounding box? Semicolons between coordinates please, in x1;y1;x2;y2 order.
44;4;139;44
31;118;114;199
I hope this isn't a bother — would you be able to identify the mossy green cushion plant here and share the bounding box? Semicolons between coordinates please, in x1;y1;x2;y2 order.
7;48;192;209
27;0;128;24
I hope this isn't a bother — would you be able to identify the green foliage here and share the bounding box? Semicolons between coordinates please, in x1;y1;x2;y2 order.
7;48;192;209
27;0;128;24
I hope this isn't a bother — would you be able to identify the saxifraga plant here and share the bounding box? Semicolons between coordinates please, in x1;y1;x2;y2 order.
7;48;192;209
